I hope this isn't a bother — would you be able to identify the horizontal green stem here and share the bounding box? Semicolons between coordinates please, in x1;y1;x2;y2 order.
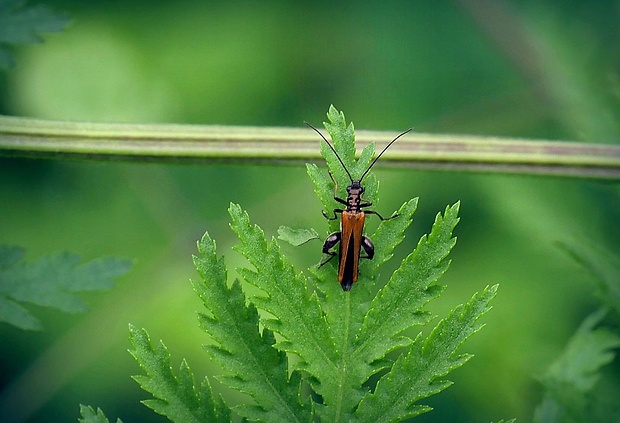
1;115;620;179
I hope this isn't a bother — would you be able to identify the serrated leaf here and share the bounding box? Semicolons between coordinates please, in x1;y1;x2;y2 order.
533;309;620;423
324;105;358;173
557;240;620;318
160;106;496;423
354;203;460;369
128;325;231;423
540;241;620;422
78;404;122;423
228;203;339;396
309;191;439;422
0;246;130;330
353;285;498;423
307;106;380;232
277;226;319;246
368;197;420;271
545;309;619;392
303;107;495;422
304;198;420;422
306;106;415;300
0;0;70;70
192;232;312;423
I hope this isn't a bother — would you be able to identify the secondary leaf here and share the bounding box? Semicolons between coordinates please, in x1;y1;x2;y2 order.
0;246;130;330
355;203;460;373
192;231;312;423
129;325;231;423
0;0;70;69
277;226;319;246
228;203;339;399
78;404;123;423
531;240;620;423
533;309;620;423
545;309;619;392
353;285;498;423
556;240;620;317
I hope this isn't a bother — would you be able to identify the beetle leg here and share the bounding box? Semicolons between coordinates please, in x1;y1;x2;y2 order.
320;231;341;266
327;170;349;206
364;209;399;221
360;235;375;260
322;208;343;220
334;197;349;206
359;196;373;208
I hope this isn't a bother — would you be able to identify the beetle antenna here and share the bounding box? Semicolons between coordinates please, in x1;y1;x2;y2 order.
304;121;354;183
359;127;413;182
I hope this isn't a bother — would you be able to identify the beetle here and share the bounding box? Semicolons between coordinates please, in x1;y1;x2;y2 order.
305;122;413;291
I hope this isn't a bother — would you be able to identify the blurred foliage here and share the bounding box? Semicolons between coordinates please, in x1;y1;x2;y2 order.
0;245;130;330
0;0;69;69
1;0;620;422
534;310;620;423
532;241;620;423
78;404;123;423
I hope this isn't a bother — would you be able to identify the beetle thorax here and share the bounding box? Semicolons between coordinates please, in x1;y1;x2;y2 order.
346;182;364;211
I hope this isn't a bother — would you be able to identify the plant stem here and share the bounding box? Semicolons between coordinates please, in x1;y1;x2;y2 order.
1;115;620;179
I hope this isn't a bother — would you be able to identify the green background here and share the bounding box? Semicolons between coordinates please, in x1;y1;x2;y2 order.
1;1;620;422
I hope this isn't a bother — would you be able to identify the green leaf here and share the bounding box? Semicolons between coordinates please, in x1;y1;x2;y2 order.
130;106;496;423
544;309;619;392
355;203;459;371
277;226;319;246
303;106;495;421
307;106;380;234
323;105;358;174
533;309;620;423
228;203;339;397
353;285;498;423
301;198;418;422
78;404;123;423
556;240;620;318
128;325;231;423
306;106;416;300
0;246;130;330
537;241;620;422
0;0;70;69
306;107;450;421
192;231;312;423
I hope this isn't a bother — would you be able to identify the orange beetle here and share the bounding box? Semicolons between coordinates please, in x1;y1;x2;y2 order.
306;122;412;291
